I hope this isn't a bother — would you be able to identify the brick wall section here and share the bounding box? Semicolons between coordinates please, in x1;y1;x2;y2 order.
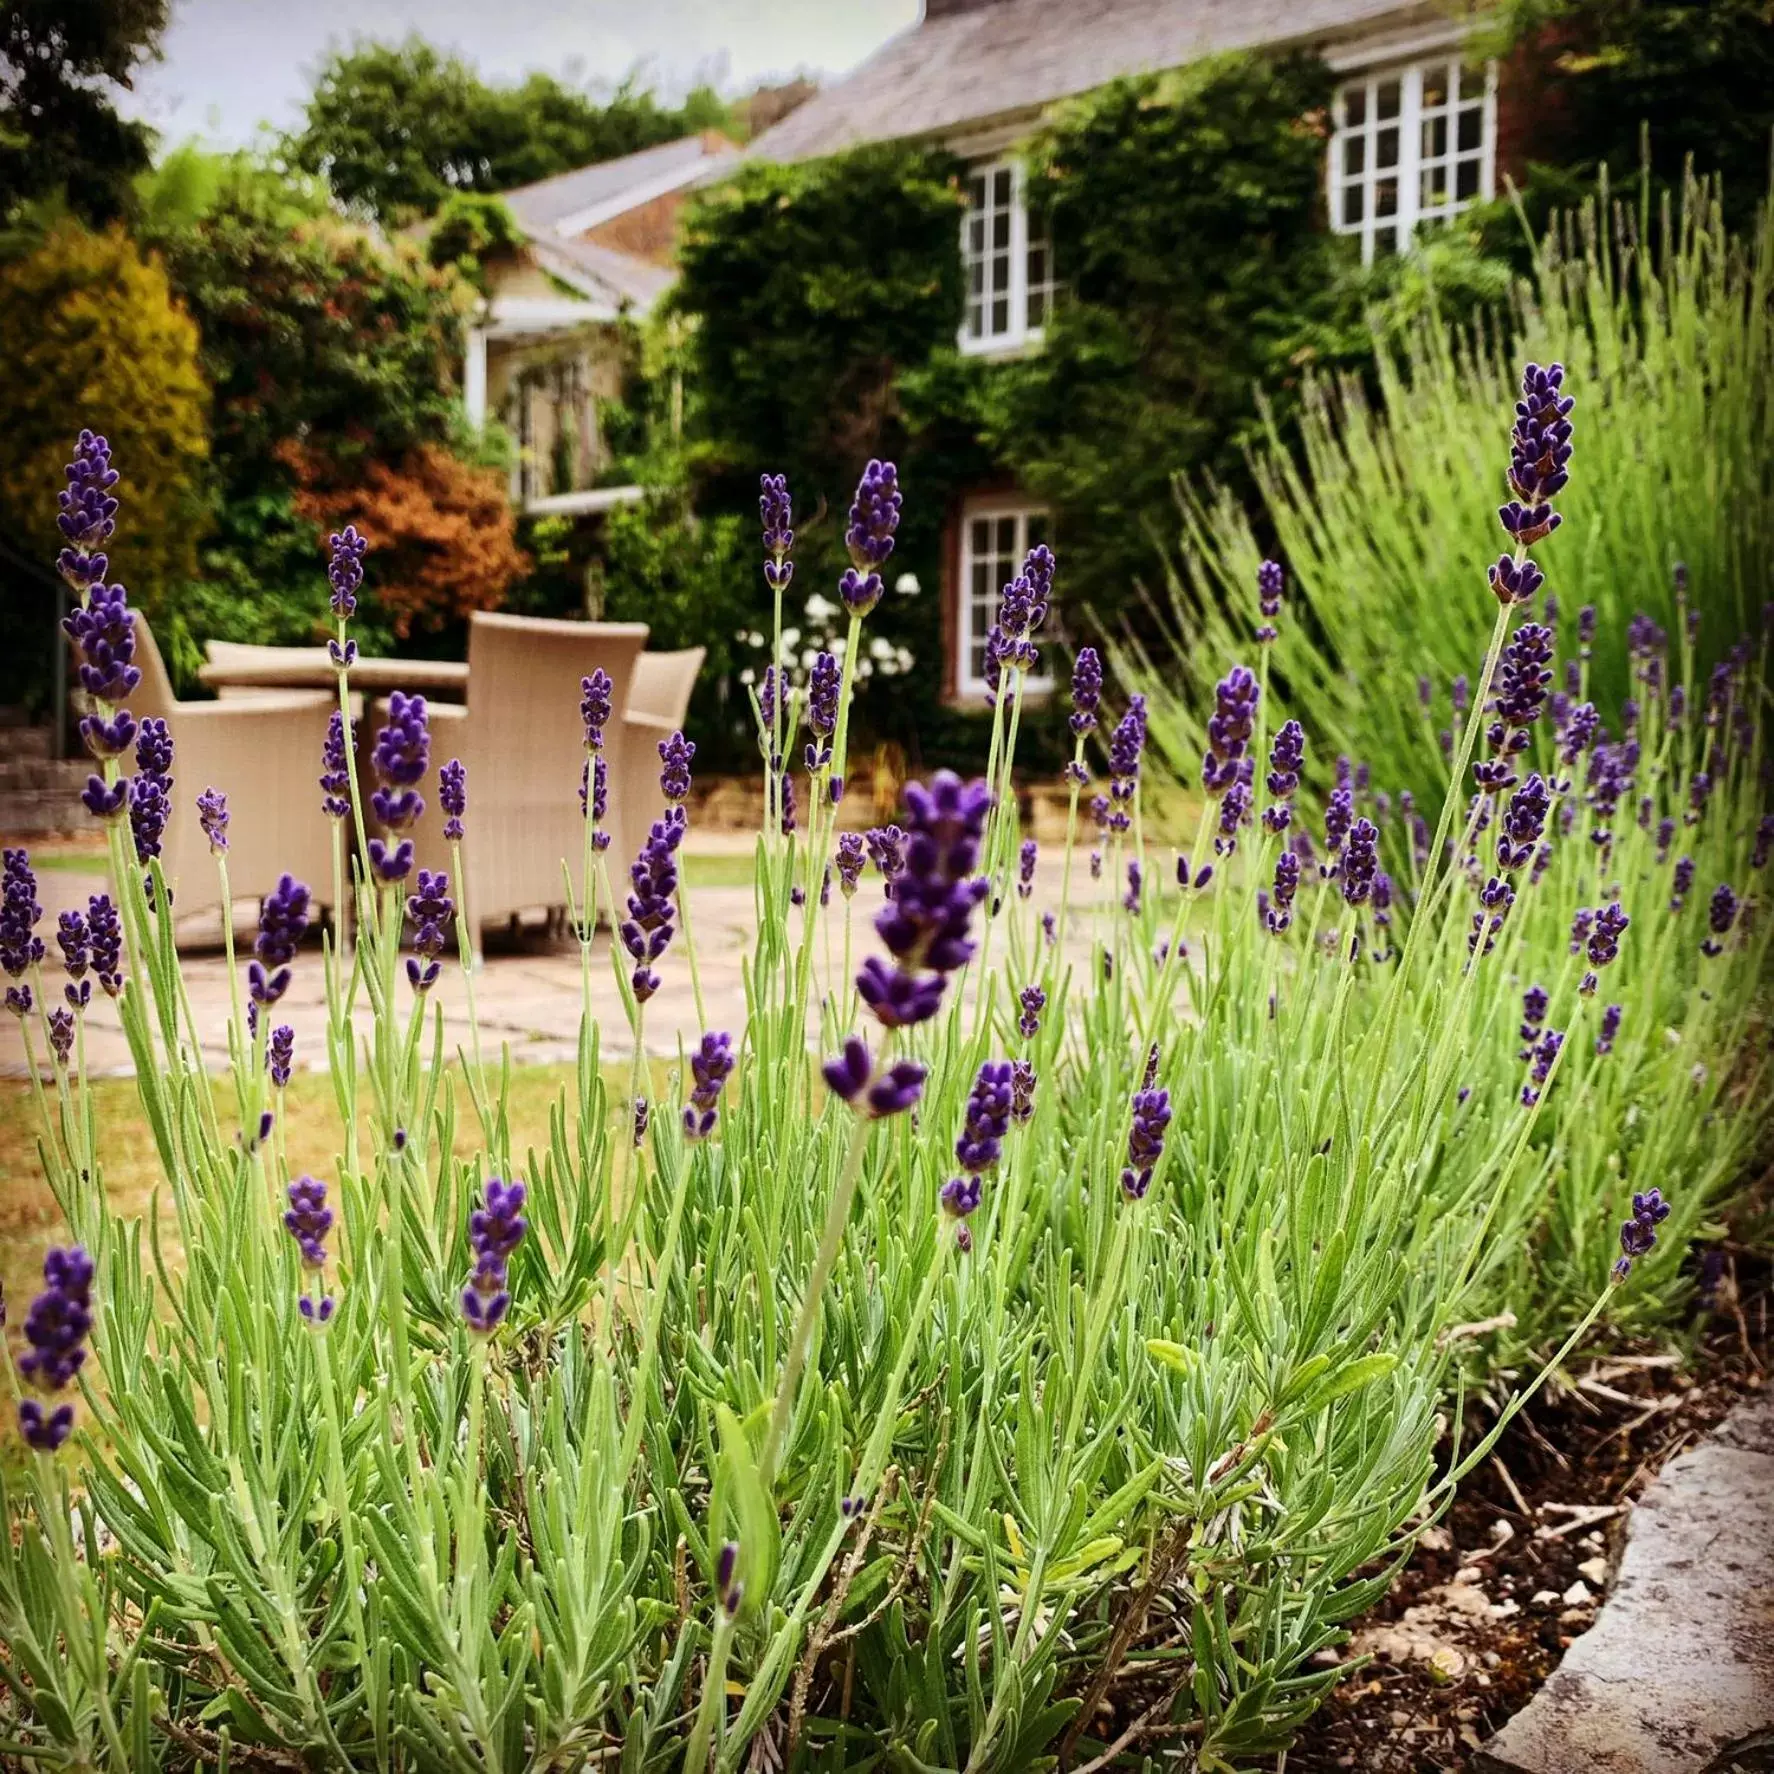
584;189;694;267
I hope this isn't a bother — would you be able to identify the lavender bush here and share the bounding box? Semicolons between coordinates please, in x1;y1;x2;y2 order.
1;378;1767;1772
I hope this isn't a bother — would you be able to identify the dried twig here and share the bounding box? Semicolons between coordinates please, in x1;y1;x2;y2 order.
1070;1693;1188;1774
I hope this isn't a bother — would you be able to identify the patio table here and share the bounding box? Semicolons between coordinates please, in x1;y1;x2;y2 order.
199;655;470;695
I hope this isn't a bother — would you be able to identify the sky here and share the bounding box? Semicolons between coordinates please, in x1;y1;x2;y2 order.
118;0;920;149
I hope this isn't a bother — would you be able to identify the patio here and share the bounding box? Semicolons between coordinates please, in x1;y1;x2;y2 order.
0;833;1112;1079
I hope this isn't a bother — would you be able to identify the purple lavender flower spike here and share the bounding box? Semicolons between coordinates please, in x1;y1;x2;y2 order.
17;1245;94;1451
1010;1059;1036;1123
1017;837;1037;900
821;1035;926;1119
955;1061;1014;1175
1613;1187;1670;1281
1256;559;1283;642
56;432;118;589
1518;984;1547;1060
249;875;311;1006
838;459;901;617
1521;1027;1564;1107
47;1007;74;1066
620;812;684;1003
1121;1088;1173;1200
1701;884;1738;957
835;832;865;897
1340;818;1379;907
79;708;135;762
370;691;430;847
462;1176;528;1334
761;473;795;592
805;652;840;770
1263;849;1300;934
1018;983;1045;1040
1201;665;1259;797
580;670;614;753
859;772;990;1030
1070;647;1103;736
405;870;455;993
269;1023;294;1087
283;1175;333;1268
1215;780;1251;856
1499;361;1575;546
1;849;46;982
683;1030;736;1141
1595;1003;1622;1056
1585;901;1629;970
1753;815;1773;871
439;759;466;842
1496;773;1551;872
1487;554;1544;607
328;526;367;621
940;1174;982;1220
320;712;354;821
632;1097;650;1147
57;908;89;1009
1670;855;1695;911
196;787;229;853
1264;719;1304;834
62;573;142;706
659;731;696;805
87;895;122;996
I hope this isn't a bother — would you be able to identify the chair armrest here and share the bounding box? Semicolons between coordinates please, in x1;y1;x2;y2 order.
174;691;339;721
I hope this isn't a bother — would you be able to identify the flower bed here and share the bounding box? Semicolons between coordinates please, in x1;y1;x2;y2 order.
0;373;1767;1770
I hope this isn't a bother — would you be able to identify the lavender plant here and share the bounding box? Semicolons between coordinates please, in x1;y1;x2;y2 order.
1;373;1767;1774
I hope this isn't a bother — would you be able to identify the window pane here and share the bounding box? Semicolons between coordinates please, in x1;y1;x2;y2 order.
1028;512;1049;547
1422;115;1447;159
1343;84;1367;127
1421;167;1447;209
1375;176;1397;218
1460;61;1486;100
1027;288;1045;327
1344;135;1366;176
1027;245;1046;284
993;168;1011;205
1377;126;1398;170
965;302;981;338
1455;158;1480;200
1377;78;1401;119
991;296;1008;332
1458;107;1482;151
992;210;1010;250
1342;181;1365;225
969;262;983;296
1422;65;1448;109
968;173;986;208
995;516;1016;554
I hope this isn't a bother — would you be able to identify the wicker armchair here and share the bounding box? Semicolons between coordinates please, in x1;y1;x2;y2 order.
126;618;340;930
379;614;652;946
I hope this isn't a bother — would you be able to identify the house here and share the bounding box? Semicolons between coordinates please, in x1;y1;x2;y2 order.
750;0;1518;704
460;131;742;516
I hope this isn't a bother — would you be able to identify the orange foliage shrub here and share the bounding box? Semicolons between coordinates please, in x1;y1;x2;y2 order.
286;444;530;638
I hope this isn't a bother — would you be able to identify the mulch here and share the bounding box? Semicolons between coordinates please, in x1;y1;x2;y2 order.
1287;1248;1771;1772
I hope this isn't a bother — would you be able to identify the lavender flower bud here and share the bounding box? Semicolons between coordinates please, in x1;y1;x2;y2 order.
820;1035;927;1118
1595;1003;1622;1056
835;832;865;897
16;1245;94;1451
328;526;367;620
760;473;794;592
462;1177;527;1334
1070;647;1103;736
1018;983;1045;1040
196;786;229;853
320;711;354;820
87;895;122;996
1;849;45;980
439;759;466;842
1121;1088;1172;1200
1613;1187;1670;1281
268;1024;294;1087
1701;883;1738;957
683;1030;736;1141
1201;666;1259;797
620;813;684;1003
659;731;696;805
250;875;311;1006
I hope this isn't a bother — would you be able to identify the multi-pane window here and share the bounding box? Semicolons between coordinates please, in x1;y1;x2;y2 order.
1329;58;1494;263
961;160;1056;352
958;500;1051;698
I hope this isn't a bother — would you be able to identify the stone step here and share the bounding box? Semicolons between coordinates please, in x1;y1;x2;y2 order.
1477;1384;1774;1774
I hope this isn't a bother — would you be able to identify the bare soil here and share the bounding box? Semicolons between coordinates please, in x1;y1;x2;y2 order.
1288;1249;1771;1772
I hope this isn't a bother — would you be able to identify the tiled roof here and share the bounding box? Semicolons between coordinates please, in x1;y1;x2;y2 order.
502;133;739;233
499;132;740;312
751;0;1445;162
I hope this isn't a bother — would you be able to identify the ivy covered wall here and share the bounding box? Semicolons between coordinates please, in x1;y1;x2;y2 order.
667;51;1381;771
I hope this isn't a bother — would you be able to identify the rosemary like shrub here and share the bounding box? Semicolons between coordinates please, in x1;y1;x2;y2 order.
1;384;1765;1774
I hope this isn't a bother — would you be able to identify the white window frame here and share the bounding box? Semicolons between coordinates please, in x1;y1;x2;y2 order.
958;158;1057;357
1328;56;1496;264
955;496;1053;701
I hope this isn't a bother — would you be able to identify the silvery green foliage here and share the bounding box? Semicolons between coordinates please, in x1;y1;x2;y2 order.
1;413;1767;1774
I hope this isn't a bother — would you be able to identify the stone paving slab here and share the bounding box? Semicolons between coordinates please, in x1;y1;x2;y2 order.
0;847;1117;1080
1478;1384;1774;1774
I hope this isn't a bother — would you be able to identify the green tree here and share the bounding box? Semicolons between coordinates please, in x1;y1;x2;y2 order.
142;164;477;657
286;37;728;224
0;220;208;696
0;0;167;225
1493;0;1774;233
